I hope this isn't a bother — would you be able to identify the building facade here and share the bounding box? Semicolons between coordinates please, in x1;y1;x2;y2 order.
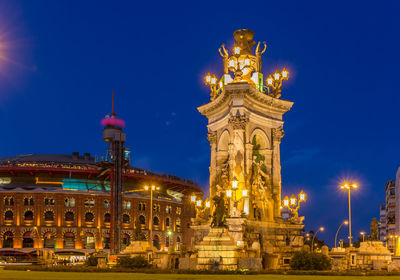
0;153;201;258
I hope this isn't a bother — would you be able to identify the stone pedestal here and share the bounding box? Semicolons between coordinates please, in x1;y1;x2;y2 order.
196;227;239;270
122;240;150;255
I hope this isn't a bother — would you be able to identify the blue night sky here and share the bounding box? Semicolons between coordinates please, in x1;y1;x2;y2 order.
0;0;399;246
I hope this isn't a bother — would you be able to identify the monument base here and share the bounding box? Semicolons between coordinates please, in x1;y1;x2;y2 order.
195;227;239;270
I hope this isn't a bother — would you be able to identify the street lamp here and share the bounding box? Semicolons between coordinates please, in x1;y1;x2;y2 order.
144;185;160;251
360;231;366;242
265;68;289;98
340;182;358;247
334;220;348;248
204;72;220;101
282;190;307;219
311;227;325;252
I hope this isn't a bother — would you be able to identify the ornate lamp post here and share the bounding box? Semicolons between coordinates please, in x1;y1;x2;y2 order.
340;182;358;247
265;68;289;98
282;190;307;219
204;73;221;101
144;185;160;251
311;227;325;252
334;220;348;248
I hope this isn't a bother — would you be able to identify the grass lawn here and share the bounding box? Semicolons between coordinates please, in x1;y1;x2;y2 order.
0;271;400;280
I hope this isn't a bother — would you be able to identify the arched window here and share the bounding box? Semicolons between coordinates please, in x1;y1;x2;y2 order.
104;213;111;223
3;231;13;248
22;231;34;248
166;217;170;227
29;198;34;206
153;216;159;226
104;200;110;209
85;212;94;222
175;217;181;231
122;214;130;224
65;211;74;222
176;236;181;243
63;232;75;249
43;232;55;248
24;198;29;206
4;210;13;221
44;211;54;221
103;233;110;249
24;210;33;221
83;232;95;249
9;198;14;206
139;215;146;225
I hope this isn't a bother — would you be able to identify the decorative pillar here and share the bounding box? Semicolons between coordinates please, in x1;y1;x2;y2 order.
207;131;217;200
272;127;284;218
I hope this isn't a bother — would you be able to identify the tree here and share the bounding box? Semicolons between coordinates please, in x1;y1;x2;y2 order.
290;250;331;270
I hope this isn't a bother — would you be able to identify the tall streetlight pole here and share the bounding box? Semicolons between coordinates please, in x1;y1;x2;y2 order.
360;231;366;242
334;220;348;248
311;227;324;252
340;183;358;247
144;185;159;251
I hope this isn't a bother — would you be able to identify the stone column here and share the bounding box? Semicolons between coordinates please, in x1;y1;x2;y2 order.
272;127;284;218
207;131;217;200
228;115;249;213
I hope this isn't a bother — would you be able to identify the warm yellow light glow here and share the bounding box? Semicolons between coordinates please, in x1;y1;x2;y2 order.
234;47;240;55
205;73;211;83
242;189;248;197
156;186;160;190
320;227;325;231
191;195;196;203
196;200;202;207
344;220;349;225
282;68;288;79
283;196;289;207
274;72;280;80
360;231;366;235
205;201;210;208
226;190;232;197
144;185;149;191
299;190;306;202
352;184;358;189
152;185;156;191
244;58;250;66
232;177;238;190
267;75;273;85
210;75;217;86
219;81;223;88
290;194;296;206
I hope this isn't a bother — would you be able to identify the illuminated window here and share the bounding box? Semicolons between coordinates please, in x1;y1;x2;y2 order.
166;205;172;214
176;207;182;215
123;201;131;210
64;198;75;207
44;198;55;206
84;199;95;207
104;200;110;209
153;204;160;212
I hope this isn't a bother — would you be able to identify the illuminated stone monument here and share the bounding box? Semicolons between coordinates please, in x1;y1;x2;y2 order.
192;29;304;270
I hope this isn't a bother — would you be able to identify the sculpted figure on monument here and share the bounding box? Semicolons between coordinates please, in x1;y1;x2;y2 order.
211;192;227;228
255;41;267;72
218;44;229;74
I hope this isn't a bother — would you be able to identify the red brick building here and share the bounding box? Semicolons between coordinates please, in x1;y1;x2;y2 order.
0;153;202;258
